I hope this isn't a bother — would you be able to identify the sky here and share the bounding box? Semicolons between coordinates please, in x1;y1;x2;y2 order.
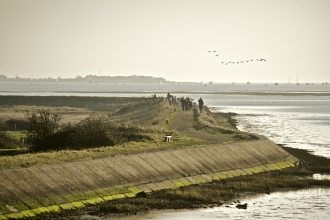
1;0;330;83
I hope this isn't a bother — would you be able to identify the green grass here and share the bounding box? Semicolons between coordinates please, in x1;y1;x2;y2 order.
0;134;206;170
6;131;27;140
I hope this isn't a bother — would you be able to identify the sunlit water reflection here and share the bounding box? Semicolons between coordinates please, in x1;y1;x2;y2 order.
224;108;330;158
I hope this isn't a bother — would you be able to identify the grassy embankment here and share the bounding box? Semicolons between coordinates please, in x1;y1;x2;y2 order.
0;95;245;170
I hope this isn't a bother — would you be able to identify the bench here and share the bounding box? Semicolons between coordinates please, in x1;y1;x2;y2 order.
163;135;172;142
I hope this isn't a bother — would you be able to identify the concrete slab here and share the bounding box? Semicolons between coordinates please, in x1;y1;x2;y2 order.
38;165;89;201
152;152;183;179
199;146;233;171
182;149;213;174
154;151;190;177
91;160;123;186
169;150;203;175
136;154;169;181
101;159;132;185
190;147;220;173
225;143;263;167
126;154;164;182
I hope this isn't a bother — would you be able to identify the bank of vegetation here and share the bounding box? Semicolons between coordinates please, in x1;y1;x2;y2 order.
0;95;245;169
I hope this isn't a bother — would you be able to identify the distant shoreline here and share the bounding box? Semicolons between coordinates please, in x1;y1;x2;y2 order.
1;91;330;96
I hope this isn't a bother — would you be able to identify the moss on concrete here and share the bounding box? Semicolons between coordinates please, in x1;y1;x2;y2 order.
6;202;28;213
192;175;208;184
71;202;85;208
34;205;61;215
228;169;246;177
58;203;75;211
81;198;104;205
171;179;186;188
276;161;291;169
214;172;228;179
102;195;115;201
178;178;193;186
265;164;279;170
208;173;220;180
285;160;295;167
4;212;27;219
127;186;141;195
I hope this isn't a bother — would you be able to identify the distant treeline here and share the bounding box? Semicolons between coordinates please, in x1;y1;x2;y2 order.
0;96;145;110
0;74;170;84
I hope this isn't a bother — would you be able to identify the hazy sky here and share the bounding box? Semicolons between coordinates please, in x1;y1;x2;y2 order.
1;0;330;83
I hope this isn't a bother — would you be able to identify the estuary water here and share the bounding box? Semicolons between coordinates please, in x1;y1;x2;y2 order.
1;82;330;219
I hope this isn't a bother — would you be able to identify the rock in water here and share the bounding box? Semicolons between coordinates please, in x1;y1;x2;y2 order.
135;191;147;198
236;203;248;209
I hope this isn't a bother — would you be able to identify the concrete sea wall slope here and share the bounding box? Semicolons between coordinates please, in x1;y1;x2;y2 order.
0;137;297;219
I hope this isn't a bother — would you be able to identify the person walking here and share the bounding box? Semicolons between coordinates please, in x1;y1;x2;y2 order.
198;97;204;113
181;97;185;111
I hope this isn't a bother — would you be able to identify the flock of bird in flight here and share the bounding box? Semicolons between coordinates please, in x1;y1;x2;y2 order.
208;50;266;65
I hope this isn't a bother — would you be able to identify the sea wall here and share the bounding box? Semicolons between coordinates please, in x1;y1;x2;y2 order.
0;137;298;219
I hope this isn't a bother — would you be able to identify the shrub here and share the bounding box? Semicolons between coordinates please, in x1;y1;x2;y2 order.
25;111;152;151
26;109;61;151
67;117;115;149
0;131;20;149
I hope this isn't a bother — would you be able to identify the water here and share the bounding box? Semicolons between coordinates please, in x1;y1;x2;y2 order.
123;188;330;220
1;82;330;219
204;94;330;158
1;82;330;95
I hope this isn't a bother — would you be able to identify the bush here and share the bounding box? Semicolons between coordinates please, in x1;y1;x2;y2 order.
63;117;116;149
26;109;61;151
0;131;20;149
25;110;152;151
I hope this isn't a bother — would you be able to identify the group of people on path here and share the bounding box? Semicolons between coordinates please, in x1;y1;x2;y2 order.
167;92;204;113
167;92;177;106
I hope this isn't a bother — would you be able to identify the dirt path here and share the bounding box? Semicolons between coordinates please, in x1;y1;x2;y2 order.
169;103;242;144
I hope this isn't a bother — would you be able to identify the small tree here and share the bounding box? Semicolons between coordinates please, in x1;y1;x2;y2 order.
26;109;61;151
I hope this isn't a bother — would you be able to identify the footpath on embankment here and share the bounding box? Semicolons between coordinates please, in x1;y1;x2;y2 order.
0;137;297;220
